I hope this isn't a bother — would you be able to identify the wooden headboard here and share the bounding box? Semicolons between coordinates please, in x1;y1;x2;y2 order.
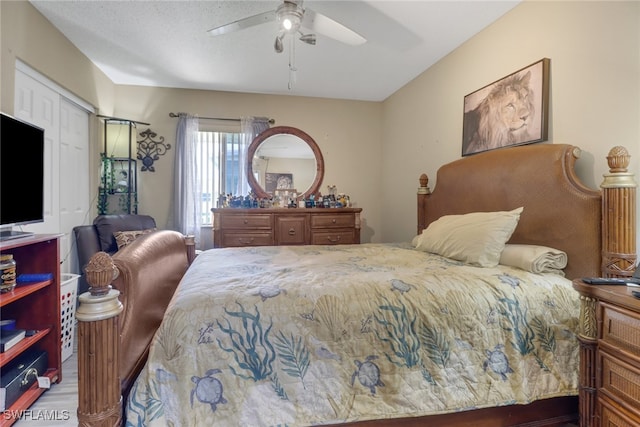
417;144;633;280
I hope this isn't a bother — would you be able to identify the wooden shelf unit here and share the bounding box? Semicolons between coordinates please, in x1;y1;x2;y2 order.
0;234;62;427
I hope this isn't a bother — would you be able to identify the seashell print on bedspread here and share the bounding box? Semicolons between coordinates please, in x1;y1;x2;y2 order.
125;243;580;427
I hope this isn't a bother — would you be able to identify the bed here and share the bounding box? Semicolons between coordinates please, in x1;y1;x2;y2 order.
75;143;635;427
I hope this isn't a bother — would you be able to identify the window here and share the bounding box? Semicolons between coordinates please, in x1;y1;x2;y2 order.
197;131;247;225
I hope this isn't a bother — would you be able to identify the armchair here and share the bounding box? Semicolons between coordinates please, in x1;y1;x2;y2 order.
73;214;156;294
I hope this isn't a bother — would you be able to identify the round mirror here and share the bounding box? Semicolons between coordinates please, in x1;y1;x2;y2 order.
247;126;324;200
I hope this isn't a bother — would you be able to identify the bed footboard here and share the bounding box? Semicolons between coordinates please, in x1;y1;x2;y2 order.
76;230;195;426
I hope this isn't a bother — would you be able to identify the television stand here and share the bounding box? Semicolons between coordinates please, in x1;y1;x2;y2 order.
0;229;35;241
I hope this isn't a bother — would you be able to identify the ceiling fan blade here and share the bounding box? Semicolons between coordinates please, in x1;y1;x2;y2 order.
208;10;276;36
301;8;366;46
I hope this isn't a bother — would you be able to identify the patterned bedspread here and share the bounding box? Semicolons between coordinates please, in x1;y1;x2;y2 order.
125;243;580;426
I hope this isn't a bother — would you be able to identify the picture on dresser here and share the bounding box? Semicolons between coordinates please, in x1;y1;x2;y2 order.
265;173;293;194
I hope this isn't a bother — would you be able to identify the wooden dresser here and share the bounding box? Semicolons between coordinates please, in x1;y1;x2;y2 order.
572;281;640;427
211;207;362;248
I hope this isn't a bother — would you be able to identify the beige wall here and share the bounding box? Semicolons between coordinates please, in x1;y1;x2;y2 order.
1;1;114;114
381;1;640;243
2;1;639;248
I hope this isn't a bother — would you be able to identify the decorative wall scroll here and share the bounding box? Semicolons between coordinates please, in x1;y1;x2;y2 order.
137;128;171;172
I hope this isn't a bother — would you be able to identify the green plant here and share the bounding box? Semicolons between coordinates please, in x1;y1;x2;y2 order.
97;154;116;214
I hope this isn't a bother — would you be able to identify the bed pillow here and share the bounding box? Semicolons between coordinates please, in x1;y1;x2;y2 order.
114;228;156;250
413;207;523;267
499;244;567;276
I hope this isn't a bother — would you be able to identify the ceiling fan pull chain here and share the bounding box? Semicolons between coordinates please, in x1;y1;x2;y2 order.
288;35;297;90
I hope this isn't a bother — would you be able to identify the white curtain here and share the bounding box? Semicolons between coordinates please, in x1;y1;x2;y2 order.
173;114;201;246
238;116;271;195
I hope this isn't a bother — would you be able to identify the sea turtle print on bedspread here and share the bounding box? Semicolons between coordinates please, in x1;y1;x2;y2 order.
125;243;580;426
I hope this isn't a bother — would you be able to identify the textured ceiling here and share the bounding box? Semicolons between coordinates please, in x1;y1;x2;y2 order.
30;0;520;101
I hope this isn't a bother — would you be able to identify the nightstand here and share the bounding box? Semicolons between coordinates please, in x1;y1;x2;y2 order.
572;280;640;427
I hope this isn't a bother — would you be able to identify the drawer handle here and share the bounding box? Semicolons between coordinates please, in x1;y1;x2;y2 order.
21;368;39;386
288;228;296;236
332;219;337;223
327;236;341;243
243;219;249;224
238;237;255;245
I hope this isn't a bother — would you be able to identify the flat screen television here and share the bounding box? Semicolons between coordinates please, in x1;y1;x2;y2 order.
0;112;45;240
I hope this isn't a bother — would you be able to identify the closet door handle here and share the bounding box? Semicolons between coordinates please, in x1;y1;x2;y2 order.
288;228;296;236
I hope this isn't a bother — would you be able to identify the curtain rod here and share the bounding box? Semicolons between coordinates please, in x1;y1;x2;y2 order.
169;112;275;125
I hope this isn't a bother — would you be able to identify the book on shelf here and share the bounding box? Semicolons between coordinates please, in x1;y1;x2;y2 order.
0;329;26;353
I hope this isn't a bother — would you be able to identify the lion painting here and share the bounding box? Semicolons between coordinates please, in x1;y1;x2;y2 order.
462;70;536;155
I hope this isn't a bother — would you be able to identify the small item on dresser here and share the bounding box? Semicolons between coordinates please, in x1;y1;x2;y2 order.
632;290;640;299
0;254;17;293
0;328;26;352
584;264;640;286
582;277;640;286
0;350;48;411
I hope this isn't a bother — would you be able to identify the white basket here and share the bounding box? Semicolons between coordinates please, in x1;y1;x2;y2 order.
60;273;79;362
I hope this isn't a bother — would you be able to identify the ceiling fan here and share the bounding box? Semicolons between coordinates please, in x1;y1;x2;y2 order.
207;0;367;53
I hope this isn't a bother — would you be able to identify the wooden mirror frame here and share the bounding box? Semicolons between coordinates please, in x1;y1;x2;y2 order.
247;126;325;200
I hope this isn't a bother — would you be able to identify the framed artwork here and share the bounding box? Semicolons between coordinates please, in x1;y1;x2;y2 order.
265;173;293;194
462;58;550;156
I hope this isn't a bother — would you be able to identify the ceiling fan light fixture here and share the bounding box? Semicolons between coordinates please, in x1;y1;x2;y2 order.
274;34;284;53
299;33;316;45
277;1;303;33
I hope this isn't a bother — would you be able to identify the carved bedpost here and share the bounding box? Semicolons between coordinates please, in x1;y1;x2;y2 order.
417;173;431;235
601;146;637;277
574;146;637;427
76;252;124;427
185;234;196;264
576;295;598;427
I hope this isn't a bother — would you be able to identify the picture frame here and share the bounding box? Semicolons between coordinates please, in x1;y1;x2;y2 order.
265;172;294;194
462;58;550;156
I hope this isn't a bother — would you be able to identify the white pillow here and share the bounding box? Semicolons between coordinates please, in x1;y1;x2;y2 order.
414;207;523;267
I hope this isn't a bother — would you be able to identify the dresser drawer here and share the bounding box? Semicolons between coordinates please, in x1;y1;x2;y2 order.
220;214;272;229
276;216;307;245
220;232;274;247
598;349;640;417
601;302;640;355
311;213;355;229
598;394;640;427
311;230;356;245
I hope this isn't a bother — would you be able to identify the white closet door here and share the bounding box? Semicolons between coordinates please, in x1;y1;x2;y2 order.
14;70;60;235
59;99;90;275
14;66;91;275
